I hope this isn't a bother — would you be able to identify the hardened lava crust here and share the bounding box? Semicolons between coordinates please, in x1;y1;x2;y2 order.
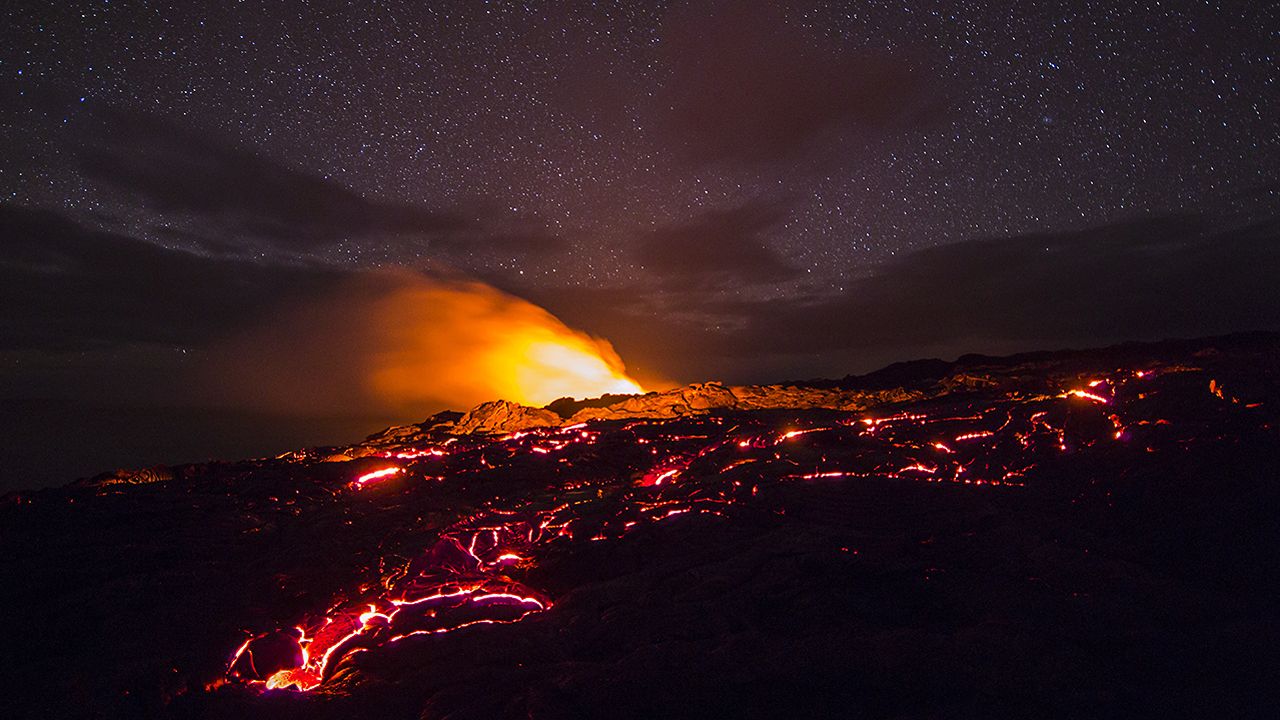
3;334;1279;719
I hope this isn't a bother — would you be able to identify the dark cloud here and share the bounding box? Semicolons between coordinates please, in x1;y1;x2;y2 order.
74;109;565;258
76;110;465;250
657;1;933;165
0;202;586;417
636;200;800;288
523;214;1280;384
719;214;1280;372
8;199;1276;410
0;202;345;354
499;200;806;385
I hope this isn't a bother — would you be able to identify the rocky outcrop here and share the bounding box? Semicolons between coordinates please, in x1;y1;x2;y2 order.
567;382;928;424
441;382;933;435
342;412;462;456
355;333;1280;440
453;400;563;435
566;382;740;422
75;465;174;487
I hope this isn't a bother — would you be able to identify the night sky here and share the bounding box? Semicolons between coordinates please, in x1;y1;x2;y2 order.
2;1;1278;486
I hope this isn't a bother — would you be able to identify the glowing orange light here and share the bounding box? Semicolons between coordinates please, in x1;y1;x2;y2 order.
229;366;1214;694
365;283;648;408
1062;389;1109;404
899;463;937;474
352;467;402;488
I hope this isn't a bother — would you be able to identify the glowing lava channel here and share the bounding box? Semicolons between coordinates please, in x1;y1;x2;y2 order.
223;368;1207;694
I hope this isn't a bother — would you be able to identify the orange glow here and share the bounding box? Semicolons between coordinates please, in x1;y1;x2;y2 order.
351;466;402;488
205;272;645;417
1062;389;1109;404
264;668;318;691
228;366;1215;693
364;276;644;409
514;340;644;404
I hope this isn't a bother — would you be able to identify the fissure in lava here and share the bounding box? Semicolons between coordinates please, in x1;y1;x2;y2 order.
222;366;1241;692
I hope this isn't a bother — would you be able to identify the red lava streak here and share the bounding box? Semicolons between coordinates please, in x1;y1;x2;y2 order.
223;366;1227;693
350;466;402;488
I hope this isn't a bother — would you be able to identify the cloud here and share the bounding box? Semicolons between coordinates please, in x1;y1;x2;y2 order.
74;110;463;250
519;214;1280;385
0;203;344;354
8;201;1276;414
636;200;800;288
717;214;1280;373
73;109;565;258
200;271;645;417
0;202;354;408
0;203;640;418
656;1;933;165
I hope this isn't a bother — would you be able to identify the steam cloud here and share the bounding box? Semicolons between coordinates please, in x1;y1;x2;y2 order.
203;271;643;417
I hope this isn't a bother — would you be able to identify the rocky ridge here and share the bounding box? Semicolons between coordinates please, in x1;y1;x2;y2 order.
376;377;983;449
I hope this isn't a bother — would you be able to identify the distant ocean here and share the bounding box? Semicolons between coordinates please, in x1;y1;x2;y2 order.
0;400;401;493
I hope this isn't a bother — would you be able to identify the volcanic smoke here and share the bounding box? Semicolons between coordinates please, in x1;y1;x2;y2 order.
203;271;644;417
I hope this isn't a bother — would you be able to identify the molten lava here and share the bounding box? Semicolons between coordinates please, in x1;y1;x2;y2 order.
10;336;1276;718
218;366;1236;693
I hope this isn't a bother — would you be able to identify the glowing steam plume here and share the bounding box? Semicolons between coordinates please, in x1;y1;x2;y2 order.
204;271;644;416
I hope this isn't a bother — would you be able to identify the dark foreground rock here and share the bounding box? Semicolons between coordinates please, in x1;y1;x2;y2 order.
2;333;1279;719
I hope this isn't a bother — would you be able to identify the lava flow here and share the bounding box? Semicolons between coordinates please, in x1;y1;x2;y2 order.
6;335;1278;718
219;357;1269;694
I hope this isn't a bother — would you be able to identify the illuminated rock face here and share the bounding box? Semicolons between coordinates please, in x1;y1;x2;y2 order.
446;380;933;435
453;399;563;434
3;334;1279;719
361;378;965;442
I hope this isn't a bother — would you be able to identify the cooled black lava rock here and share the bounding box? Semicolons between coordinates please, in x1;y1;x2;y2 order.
2;333;1278;719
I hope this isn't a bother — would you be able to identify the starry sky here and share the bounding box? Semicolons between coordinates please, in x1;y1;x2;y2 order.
1;1;1278;484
